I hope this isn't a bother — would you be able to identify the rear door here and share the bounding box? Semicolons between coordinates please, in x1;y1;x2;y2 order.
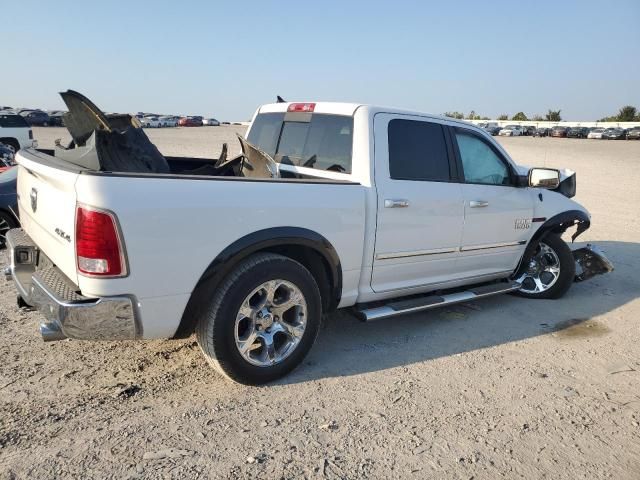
451;126;534;277
16;150;79;284
371;114;464;293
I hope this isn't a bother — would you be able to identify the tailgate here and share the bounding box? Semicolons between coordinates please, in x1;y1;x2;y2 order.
16;149;80;285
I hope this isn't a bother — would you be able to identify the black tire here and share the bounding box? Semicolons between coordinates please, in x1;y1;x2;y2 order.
0;210;18;249
196;253;322;385
0;138;19;153
515;234;575;299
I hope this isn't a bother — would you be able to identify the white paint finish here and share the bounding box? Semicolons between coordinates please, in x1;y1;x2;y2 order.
15;152;79;284
74;174;367;302
136;293;191;339
370;112;464;293
0;116;36;149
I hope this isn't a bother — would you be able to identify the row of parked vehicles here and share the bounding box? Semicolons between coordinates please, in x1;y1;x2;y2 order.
136;115;222;128
0;107;224;128
479;122;640;140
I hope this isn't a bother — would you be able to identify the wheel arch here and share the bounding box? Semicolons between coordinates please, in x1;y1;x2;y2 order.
514;209;590;277
173;227;342;339
0;137;20;151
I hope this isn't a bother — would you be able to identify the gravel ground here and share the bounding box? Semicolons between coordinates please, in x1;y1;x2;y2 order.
1;128;639;479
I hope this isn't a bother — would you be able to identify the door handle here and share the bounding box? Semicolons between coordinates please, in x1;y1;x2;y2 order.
384;199;409;208
469;200;489;208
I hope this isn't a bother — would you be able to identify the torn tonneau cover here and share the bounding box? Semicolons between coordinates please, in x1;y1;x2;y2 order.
53;89;279;178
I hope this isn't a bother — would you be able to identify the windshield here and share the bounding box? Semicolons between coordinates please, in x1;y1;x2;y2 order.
247;112;353;174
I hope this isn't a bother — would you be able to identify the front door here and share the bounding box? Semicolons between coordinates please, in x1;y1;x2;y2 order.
371;114;464;293
451;127;535;277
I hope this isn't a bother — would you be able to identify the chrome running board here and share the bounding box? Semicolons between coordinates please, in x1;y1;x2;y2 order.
356;281;521;321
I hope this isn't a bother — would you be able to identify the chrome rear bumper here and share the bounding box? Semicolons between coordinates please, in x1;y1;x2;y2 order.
5;228;139;342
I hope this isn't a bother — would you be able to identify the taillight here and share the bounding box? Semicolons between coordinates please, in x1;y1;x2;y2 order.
29;129;33;139
287;103;315;113
75;205;126;277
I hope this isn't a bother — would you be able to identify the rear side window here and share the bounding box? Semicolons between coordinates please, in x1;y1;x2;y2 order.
388;119;451;182
247;113;353;174
0;114;29;128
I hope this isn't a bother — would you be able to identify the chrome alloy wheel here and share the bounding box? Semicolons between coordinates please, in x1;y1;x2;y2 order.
516;242;561;294
234;279;307;367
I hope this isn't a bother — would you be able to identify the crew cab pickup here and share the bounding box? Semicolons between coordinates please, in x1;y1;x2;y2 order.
5;92;613;384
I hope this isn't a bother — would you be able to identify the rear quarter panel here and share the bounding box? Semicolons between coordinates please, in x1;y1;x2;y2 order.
74;174;367;337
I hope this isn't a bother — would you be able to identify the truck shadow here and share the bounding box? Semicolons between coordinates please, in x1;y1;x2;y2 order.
280;241;640;385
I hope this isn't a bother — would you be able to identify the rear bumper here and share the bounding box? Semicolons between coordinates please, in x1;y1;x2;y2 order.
5;228;139;342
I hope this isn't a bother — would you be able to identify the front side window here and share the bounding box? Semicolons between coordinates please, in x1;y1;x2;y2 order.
387;119;451;182
455;130;511;186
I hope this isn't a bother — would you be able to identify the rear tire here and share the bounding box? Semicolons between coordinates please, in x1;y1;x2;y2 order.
0;211;18;249
196;253;322;385
0;139;19;153
515;234;575;299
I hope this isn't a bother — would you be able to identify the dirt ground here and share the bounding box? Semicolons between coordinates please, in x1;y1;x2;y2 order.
1;127;639;479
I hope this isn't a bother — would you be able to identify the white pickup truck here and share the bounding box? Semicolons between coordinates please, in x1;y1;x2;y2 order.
6;91;612;384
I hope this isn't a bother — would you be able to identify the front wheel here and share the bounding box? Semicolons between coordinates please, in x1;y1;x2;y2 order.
515;234;575;299
196;253;322;385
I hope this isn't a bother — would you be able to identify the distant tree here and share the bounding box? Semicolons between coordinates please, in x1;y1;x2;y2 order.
497;114;509;120
512;112;528;121
617;106;637;122
532;114;544;121
481;116;490;120
444;111;465;119
545;109;562;121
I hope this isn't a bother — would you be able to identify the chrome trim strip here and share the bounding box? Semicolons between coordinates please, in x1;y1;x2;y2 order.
373;270;513;295
376;247;458;260
460;240;526;252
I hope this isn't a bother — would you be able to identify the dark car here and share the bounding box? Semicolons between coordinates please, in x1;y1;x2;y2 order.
626;127;640;140
19;110;50;126
48;111;66;127
481;123;501;135
0;167;18;247
567;127;589;138
602;128;626;140
521;126;536;136
534;127;550;137
551;126;569;138
178;116;203;127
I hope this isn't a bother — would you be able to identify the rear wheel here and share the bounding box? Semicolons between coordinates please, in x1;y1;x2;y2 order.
196;253;322;385
515;234;575;299
0;211;18;249
0;139;19;153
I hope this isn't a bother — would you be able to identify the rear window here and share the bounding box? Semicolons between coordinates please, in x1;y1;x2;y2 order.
388;119;451;182
247;112;353;174
0;114;29;128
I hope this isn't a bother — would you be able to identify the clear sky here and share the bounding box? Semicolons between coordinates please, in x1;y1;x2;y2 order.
3;0;639;121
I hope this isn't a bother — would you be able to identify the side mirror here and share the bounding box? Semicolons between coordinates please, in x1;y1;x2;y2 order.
529;168;560;189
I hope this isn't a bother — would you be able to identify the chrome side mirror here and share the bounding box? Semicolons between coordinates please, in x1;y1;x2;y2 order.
529;168;560;189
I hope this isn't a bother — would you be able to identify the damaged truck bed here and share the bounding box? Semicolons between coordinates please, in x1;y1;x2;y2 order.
51;90;280;179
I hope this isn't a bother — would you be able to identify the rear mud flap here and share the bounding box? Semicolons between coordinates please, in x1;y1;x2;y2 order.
573;244;614;282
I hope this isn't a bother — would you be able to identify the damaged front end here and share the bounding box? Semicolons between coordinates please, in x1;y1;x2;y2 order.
573;244;614;282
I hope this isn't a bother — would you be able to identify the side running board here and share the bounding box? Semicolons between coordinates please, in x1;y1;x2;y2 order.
355;281;521;321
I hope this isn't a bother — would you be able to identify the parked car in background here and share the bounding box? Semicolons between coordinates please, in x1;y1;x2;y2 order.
521;126;536;136
0;113;36;151
0;143;16;170
159;115;179;127
587;128;606;139
141;116;161;128
534;127;550;137
551;126;569;138
567;127;589;139
498;125;523;136
602;128;626;140
179;116;203;127
626;127;640;140
19;110;50;126
203;118;220;126
0;166;18;247
48;111;67;127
